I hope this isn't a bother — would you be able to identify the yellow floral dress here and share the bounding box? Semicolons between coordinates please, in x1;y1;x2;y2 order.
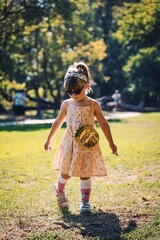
52;99;107;178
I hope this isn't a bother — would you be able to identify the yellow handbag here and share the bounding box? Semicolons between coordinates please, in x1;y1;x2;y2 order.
67;100;99;148
74;125;99;148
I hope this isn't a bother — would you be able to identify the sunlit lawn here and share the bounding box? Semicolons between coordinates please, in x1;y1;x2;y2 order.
0;113;160;240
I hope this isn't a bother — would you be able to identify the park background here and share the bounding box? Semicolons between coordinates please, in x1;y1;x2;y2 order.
0;1;160;240
0;0;160;116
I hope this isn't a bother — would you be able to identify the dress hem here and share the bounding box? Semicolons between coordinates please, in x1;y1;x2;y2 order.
52;169;107;177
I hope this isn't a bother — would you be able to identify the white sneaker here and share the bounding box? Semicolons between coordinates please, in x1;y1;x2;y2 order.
56;192;69;208
80;201;92;213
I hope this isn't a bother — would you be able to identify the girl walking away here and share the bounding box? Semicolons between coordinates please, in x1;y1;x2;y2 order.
44;62;118;213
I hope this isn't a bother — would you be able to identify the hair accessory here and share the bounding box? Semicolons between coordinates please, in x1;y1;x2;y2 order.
64;72;88;82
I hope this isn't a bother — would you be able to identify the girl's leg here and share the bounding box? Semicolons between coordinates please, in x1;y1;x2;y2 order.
80;177;92;213
56;174;70;207
56;174;70;194
80;178;91;202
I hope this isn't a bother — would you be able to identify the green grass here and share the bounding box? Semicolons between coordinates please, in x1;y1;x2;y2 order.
0;113;160;240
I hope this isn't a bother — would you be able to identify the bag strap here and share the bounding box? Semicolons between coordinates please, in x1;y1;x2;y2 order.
67;128;75;141
89;99;93;126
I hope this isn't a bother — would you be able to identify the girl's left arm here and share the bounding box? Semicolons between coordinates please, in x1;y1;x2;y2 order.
94;100;118;155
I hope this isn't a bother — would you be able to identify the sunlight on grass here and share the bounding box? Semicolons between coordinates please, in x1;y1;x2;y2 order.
0;113;160;239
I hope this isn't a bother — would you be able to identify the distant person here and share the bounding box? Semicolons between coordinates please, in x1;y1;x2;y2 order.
112;90;122;112
13;90;27;121
44;62;118;213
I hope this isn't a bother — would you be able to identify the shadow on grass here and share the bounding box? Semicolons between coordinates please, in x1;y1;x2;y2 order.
108;119;123;123
55;208;137;240
0;119;123;132
0;123;66;132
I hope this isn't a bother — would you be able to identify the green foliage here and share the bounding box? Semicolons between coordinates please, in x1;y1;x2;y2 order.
114;0;159;47
112;0;160;104
0;0;160;109
123;47;160;104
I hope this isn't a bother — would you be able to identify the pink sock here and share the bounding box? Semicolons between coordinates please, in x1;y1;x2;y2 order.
56;174;68;194
81;189;91;202
57;182;65;194
81;179;91;202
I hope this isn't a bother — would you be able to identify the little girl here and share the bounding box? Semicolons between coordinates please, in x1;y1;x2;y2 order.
44;62;117;213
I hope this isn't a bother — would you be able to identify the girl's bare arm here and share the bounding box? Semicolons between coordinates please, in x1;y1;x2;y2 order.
44;101;68;151
94;100;117;154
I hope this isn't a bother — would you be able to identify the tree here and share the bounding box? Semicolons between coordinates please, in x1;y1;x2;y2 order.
1;0;159;112
0;0;77;110
0;0;108;111
112;0;160;105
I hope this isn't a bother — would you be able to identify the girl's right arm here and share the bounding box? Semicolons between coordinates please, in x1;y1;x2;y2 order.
44;100;68;151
